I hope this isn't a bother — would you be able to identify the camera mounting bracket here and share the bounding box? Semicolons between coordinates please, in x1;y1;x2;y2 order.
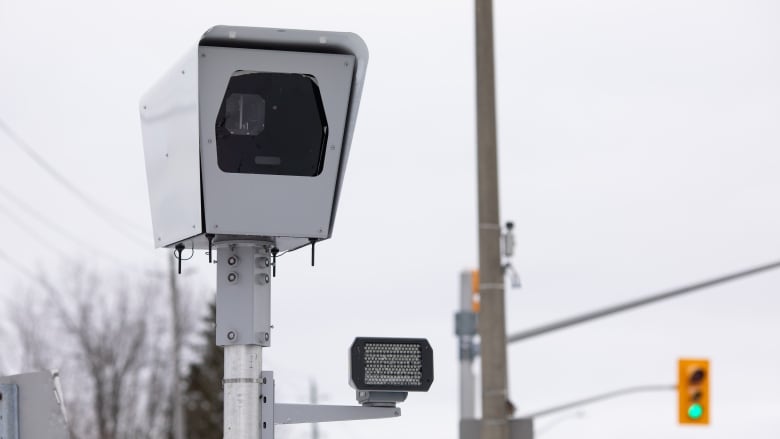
259;372;400;439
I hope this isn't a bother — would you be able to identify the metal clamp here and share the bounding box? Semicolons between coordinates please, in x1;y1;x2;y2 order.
217;241;273;346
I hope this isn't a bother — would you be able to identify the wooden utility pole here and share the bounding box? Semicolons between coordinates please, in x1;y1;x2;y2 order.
169;256;187;439
475;0;510;438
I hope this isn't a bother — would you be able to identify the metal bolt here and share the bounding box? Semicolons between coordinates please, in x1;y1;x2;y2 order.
227;255;239;266
227;331;236;341
227;272;238;283
255;273;270;285
255;256;269;268
264;332;270;341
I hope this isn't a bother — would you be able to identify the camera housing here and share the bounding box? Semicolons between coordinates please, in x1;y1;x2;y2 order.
140;26;368;252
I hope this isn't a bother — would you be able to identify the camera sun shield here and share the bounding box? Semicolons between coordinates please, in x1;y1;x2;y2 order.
140;26;367;252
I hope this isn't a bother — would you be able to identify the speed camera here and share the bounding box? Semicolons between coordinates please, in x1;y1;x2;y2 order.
140;26;368;253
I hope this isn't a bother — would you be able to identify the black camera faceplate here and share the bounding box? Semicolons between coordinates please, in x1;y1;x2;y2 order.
215;72;328;176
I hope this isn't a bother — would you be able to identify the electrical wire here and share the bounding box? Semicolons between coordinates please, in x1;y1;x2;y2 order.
0;186;126;263
0;247;35;278
0;116;149;247
0;200;70;260
174;241;195;261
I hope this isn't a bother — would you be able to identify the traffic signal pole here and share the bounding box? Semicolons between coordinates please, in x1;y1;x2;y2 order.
456;259;780;430
457;271;478;422
475;0;510;438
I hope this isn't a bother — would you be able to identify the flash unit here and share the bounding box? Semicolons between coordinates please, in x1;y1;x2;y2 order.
350;337;434;393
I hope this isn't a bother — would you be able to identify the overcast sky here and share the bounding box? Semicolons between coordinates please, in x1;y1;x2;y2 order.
1;0;779;438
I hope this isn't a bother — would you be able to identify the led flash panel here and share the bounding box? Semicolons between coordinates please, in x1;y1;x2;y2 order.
350;337;434;392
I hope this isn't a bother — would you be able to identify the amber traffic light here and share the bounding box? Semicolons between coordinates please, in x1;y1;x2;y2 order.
678;358;710;425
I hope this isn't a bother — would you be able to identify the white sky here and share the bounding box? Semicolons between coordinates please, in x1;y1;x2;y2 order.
1;0;779;438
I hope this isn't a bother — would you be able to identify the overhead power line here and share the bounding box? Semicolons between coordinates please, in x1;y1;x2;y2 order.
0;117;149;246
0;247;35;278
0;199;70;259
0;187;125;263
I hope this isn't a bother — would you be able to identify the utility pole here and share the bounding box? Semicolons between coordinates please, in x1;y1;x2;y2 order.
168;255;187;439
475;0;510;437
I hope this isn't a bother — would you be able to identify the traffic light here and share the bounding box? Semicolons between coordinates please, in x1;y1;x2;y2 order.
678;358;710;425
471;270;480;313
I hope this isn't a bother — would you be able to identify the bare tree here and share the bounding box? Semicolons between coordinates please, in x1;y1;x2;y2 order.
8;263;191;439
9;288;53;372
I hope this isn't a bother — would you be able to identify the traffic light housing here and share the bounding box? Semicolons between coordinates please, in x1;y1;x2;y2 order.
678;358;710;425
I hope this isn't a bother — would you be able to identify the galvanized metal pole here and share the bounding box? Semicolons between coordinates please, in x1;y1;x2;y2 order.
310;380;320;439
458;271;477;421
217;241;274;439
475;0;509;437
224;345;263;439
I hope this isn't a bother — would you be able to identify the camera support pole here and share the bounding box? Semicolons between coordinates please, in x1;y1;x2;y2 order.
214;240;404;439
216;240;274;439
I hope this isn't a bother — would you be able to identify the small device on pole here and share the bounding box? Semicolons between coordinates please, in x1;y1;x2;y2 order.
140;26;433;439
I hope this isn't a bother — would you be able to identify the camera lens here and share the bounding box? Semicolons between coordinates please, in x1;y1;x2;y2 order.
224;93;265;136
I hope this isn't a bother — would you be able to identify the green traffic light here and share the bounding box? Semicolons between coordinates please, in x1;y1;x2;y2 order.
687;403;704;420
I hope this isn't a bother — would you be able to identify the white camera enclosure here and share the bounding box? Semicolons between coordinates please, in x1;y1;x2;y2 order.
140;26;368;251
